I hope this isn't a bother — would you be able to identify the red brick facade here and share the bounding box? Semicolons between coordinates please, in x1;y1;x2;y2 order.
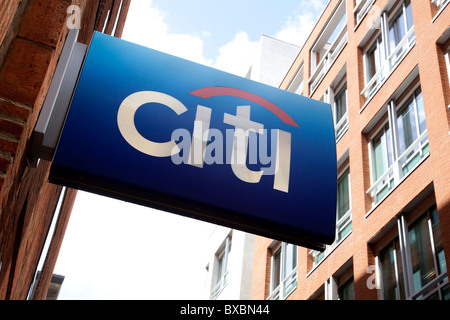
252;0;450;300
0;0;129;299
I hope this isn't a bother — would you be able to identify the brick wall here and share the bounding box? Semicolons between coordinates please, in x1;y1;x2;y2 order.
0;0;129;299
253;0;450;300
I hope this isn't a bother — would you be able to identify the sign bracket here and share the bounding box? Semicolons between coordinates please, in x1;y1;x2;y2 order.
29;29;87;168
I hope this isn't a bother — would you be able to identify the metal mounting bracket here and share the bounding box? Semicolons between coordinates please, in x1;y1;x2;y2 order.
29;29;87;168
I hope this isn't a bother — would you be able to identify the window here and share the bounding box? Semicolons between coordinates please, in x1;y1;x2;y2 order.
361;0;415;100
370;123;394;201
309;0;347;93
211;235;231;299
378;206;449;300
339;277;355;300
379;237;406;299
445;48;450;87
432;0;450;13
310;264;355;300
367;86;429;206
310;162;352;268
388;1;413;56
334;83;348;140
287;64;304;95
268;242;297;300
366;36;386;84
354;0;376;25
337;169;352;242
321;67;348;141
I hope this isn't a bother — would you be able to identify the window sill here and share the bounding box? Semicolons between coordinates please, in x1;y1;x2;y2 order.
266;271;298;300
306;231;352;278
336;125;348;144
432;1;450;23
360;38;416;114
353;0;376;32
365;152;430;219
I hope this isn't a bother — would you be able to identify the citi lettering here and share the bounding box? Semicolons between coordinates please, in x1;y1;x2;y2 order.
117;90;294;193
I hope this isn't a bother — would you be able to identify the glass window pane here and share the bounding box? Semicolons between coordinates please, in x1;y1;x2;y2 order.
394;240;406;299
366;33;385;83
397;97;418;154
430;207;447;275
339;278;355;300
373;133;385;180
284;243;297;276
389;5;406;51
374;40;383;74
272;249;281;289
408;215;436;293
335;85;347;123
337;171;350;219
381;242;398;299
338;222;352;242
415;89;426;134
405;0;413;30
367;49;375;79
217;254;224;282
373;125;392;180
380;238;405;300
442;283;450;300
328;12;347;44
386;125;393;167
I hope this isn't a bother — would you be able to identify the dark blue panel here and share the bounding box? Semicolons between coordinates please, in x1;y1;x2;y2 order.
50;32;337;250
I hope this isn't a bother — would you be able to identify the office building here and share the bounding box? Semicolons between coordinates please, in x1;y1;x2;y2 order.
251;0;450;300
204;35;300;300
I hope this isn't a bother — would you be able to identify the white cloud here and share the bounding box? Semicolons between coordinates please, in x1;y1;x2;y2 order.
121;1;259;76
275;0;328;47
121;0;327;77
121;0;211;66
214;31;258;76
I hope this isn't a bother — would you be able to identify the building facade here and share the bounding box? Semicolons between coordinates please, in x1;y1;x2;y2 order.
0;0;129;299
251;0;450;300
204;35;300;300
204;227;255;300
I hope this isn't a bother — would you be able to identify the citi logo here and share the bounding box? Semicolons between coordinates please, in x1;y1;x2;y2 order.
117;87;298;193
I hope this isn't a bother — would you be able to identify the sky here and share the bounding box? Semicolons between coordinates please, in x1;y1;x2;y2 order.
53;0;328;300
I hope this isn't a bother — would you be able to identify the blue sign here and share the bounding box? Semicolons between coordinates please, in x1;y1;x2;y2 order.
50;32;337;250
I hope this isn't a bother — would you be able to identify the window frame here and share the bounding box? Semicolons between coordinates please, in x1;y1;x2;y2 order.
354;0;376;27
377;205;448;300
320;67;348;141
336;167;352;242
361;0;416;101
309;157;352;271
367;83;429;207
211;235;231;299
309;0;348;94
268;242;298;300
334;80;348;141
287;63;304;95
431;0;450;18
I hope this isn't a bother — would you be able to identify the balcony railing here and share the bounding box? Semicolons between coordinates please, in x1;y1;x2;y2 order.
267;267;297;300
410;272;449;300
211;271;228;299
354;0;375;25
367;130;429;206
309;26;348;94
432;0;450;11
335;112;348;141
361;27;416;101
309;209;352;269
